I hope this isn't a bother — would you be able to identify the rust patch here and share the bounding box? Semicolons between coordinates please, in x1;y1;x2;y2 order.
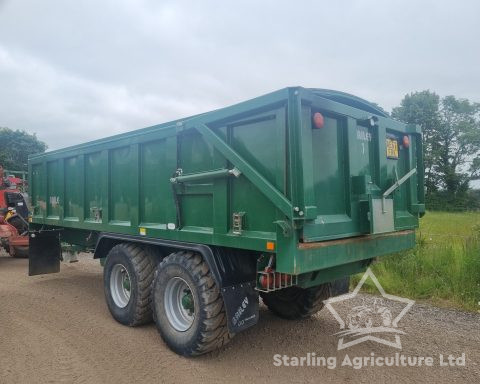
297;230;414;250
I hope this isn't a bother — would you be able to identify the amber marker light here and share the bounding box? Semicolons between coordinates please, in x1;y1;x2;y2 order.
313;112;325;129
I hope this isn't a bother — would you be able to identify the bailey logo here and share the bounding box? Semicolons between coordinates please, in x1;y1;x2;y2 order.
325;268;414;350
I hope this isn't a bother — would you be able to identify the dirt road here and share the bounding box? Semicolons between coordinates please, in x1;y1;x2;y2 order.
0;252;478;384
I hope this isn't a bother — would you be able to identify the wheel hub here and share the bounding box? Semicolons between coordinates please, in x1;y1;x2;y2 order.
181;289;194;315
164;277;195;332
110;264;131;308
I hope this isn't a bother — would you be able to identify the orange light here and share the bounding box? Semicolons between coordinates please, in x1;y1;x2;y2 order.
403;135;410;148
266;241;275;251
313;112;324;129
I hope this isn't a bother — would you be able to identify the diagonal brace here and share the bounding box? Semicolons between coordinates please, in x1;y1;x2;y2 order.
382;167;417;212
195;123;293;218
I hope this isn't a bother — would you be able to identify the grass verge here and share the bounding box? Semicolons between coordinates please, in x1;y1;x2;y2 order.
351;211;480;312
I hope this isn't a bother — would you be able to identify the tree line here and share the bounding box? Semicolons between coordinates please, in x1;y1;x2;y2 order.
1;90;480;211
0;127;47;172
392;91;480;210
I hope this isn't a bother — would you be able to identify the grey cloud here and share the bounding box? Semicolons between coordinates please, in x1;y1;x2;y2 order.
0;0;479;150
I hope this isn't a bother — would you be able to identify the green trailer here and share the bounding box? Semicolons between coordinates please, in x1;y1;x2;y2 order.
28;87;424;356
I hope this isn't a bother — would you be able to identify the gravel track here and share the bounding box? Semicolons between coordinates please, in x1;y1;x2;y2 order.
0;252;478;384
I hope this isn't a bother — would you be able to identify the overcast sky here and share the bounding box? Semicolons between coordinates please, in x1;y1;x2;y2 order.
0;0;479;150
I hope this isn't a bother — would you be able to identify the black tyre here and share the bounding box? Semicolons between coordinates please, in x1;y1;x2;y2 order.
104;243;156;326
152;251;232;356
7;215;28;234
10;245;29;258
260;283;331;320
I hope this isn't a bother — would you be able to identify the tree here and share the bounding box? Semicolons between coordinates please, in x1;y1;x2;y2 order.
392;92;480;210
436;96;480;198
392;91;441;197
0;127;47;171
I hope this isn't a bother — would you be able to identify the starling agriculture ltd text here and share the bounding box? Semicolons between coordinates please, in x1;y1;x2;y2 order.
273;352;466;370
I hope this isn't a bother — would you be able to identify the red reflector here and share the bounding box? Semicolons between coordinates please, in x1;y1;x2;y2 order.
403;135;410;148
313;112;324;129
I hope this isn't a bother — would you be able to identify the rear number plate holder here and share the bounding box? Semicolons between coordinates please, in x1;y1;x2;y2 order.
386;138;399;159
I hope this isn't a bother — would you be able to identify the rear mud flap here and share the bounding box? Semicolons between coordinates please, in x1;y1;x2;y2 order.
330;277;350;297
221;281;259;334
28;230;62;276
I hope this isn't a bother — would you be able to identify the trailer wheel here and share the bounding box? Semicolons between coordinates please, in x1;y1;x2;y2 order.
10;245;29;258
260;284;331;320
104;243;156;326
152;251;232;356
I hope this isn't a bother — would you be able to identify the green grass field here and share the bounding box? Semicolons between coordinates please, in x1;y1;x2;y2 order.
352;211;480;311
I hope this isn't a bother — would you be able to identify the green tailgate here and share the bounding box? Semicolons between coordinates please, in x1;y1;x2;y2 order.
299;90;423;242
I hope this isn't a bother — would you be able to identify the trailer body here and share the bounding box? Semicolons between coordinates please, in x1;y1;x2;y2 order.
28;87;424;342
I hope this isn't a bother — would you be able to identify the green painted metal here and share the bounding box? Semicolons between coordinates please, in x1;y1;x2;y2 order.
29;87;424;276
195;123;293;218
297;260;370;289
294;230;415;276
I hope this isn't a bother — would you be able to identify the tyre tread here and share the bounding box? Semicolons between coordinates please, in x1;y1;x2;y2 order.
261;284;331;320
153;251;232;356
107;243;156;326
